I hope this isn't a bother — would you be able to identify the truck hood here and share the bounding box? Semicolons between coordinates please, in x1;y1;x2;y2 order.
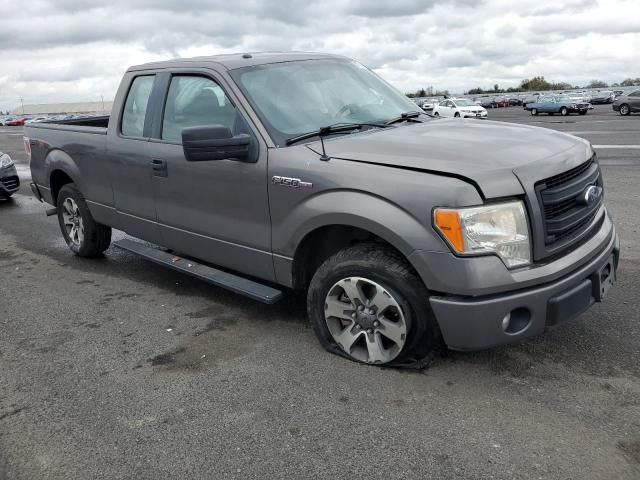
310;119;592;198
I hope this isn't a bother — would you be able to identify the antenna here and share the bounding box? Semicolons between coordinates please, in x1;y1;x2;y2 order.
318;127;330;161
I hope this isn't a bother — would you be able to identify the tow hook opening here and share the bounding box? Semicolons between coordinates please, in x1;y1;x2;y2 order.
501;307;531;335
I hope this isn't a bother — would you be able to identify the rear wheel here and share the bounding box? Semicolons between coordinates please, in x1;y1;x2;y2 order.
579;110;587;115
307;243;441;368
560;107;568;116
531;108;538;116
57;184;111;257
434;111;439;117
620;104;631;116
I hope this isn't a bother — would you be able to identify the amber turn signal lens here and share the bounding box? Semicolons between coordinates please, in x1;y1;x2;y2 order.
434;209;465;252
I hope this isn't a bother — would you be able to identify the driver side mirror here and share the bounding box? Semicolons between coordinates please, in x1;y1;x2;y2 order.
182;125;251;162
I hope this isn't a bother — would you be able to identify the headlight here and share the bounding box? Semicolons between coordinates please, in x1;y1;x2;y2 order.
0;153;13;168
434;201;531;268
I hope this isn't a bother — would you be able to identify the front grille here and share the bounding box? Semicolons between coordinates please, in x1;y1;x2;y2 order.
1;176;19;191
536;158;603;250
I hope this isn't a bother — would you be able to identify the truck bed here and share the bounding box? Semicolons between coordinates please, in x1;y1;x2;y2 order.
27;116;110;134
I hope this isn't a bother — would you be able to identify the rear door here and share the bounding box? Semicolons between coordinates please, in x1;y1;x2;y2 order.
107;73;163;242
145;70;274;281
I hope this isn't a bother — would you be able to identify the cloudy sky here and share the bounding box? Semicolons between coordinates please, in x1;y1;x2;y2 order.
1;0;639;111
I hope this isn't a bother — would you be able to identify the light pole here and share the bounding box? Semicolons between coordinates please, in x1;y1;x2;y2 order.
20;96;24;115
100;95;104;113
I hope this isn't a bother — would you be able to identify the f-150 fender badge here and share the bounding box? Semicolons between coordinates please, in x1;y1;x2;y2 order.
271;176;313;189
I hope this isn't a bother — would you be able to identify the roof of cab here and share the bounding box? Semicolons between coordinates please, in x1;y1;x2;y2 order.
128;51;346;72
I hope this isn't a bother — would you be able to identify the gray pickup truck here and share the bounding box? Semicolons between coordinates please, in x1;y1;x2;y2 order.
25;52;619;368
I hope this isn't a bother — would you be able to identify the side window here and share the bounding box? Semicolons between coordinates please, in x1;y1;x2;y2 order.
162;76;238;143
630;90;640;97
121;76;154;137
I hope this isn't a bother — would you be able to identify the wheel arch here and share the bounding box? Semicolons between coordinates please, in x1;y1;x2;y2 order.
46;149;83;204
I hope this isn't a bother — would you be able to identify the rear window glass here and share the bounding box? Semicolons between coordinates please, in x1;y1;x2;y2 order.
121;76;154;137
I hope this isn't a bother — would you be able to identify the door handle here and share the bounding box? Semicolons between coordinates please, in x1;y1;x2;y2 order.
151;159;168;177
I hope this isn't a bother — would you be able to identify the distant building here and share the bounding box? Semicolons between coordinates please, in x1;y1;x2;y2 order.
10;101;113;116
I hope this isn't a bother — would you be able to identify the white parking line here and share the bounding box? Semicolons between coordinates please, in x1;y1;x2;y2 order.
592;145;640;149
568;131;628;134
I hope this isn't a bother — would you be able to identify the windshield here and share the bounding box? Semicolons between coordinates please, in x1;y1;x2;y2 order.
230;59;420;146
454;99;476;107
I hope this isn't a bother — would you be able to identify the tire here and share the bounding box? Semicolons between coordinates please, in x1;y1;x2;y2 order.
433;112;439;117
579;110;587;115
560;107;568;116
531;108;538;116
307;243;442;368
620;104;631;116
57;183;111;257
454;112;460;118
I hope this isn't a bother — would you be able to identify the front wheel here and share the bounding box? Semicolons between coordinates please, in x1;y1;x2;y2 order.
433;111;439;117
57;184;112;257
620;104;631;116
579;110;587;115
307;243;441;368
454;112;461;118
560;107;568;116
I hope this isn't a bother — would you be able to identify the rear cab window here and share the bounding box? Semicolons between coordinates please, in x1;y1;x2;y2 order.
121;75;155;137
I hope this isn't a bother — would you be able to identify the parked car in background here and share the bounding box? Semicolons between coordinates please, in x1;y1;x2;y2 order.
493;97;509;108
525;95;590;116
433;98;488;118
6;117;25;126
522;94;541;108
613;90;625;98
589;91;615;104
475;97;494;108
420;98;440;111
612;89;640;115
0;151;20;199
25;116;49;124
507;97;522;106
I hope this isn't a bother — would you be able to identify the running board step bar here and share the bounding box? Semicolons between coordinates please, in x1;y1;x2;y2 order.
113;239;283;304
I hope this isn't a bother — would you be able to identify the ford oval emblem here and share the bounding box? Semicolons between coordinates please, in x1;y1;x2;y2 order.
582;185;603;206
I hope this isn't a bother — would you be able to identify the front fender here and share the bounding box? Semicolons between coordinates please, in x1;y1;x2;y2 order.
273;189;449;260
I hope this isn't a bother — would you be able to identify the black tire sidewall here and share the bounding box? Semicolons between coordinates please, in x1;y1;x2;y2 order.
307;247;439;368
561;107;568;116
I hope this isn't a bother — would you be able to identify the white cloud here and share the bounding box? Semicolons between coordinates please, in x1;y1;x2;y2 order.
0;0;638;111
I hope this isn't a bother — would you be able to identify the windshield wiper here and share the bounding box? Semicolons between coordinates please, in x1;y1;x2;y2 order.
385;111;430;125
285;122;389;147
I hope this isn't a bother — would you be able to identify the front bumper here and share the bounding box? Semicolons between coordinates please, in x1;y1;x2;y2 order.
423;220;619;350
0;164;20;197
462;112;487;118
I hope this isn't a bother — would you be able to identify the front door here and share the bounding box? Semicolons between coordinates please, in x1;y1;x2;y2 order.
146;73;274;281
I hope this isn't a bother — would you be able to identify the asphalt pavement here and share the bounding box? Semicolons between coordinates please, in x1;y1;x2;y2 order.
1;105;639;479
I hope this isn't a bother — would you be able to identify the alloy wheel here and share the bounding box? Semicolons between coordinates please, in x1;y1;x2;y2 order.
324;277;407;364
61;197;84;246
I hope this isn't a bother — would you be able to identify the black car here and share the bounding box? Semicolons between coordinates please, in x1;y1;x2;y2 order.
0;151;20;199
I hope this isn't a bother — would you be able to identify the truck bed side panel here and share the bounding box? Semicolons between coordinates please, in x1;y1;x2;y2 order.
26;124;114;224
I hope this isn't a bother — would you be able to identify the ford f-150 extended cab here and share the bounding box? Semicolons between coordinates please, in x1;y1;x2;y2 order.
25;52;619;368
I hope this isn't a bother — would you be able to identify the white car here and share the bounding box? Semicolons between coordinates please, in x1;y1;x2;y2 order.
421;97;440;111
433;98;488;118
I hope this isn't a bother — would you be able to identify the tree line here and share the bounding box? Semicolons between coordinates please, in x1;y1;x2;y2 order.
407;76;640;97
